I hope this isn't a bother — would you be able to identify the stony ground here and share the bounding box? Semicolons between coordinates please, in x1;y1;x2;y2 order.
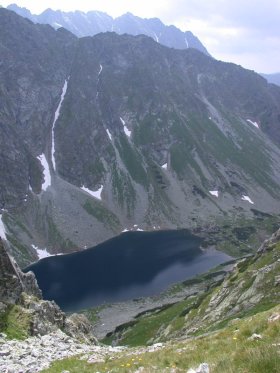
0;329;179;373
0;330;125;373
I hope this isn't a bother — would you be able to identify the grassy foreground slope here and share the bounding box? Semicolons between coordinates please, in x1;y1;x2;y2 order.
43;304;280;372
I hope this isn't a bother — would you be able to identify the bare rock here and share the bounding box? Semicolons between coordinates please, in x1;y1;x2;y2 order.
187;363;210;373
258;228;280;253
0;239;41;305
20;293;65;336
248;333;262;340
64;313;97;344
268;313;280;322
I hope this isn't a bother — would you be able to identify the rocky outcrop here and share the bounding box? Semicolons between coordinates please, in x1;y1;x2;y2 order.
0;239;41;304
19;293;65;336
64;314;98;344
258;227;280;253
0;239;96;343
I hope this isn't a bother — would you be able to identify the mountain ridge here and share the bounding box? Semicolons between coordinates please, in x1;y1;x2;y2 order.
1;8;280;265
6;3;209;55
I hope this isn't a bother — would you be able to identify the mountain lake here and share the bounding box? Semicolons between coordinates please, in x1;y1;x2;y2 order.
25;230;231;311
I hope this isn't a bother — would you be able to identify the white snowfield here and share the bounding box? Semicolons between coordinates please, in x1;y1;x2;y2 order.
81;185;103;200
162;163;167;170
120;117;131;137
32;244;63;260
37;154;51;191
52;79;68;171
241;195;254;204
98;64;103;76
185;37;189;48
246;119;259;129
32;245;51;260
209;190;219;197
0;214;7;240
52;22;62;29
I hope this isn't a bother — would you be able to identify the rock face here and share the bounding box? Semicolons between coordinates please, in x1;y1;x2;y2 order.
7;4;209;55
1;8;280;265
0;239;41;304
258;227;280;253
0;239;96;342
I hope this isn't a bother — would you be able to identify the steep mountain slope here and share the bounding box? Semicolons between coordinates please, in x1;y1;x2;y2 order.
7;3;209;54
1;9;280;265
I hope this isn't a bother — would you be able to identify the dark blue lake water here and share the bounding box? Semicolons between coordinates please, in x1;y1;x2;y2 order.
25;230;231;312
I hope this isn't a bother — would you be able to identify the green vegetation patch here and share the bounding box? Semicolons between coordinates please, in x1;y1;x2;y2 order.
83;200;121;231
0;305;31;340
47;215;75;252
103;298;196;347
111;165;137;217
115;135;148;187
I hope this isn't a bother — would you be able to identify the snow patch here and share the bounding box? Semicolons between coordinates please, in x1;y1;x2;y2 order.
37;154;51;191
98;64;103;76
32;244;63;260
185;37;189;48
0;214;7;240
246;119;259;129
81;185;103;200
153;32;159;42
120;117;131;137
122;226;145;232
52;79;68;170
241;195;254;204
106;129;112;141
209;190;219;197
52;22;63;29
162;163;168;170
32;245;51;260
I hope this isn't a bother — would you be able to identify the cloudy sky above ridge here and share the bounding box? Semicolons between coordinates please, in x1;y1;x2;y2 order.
1;0;280;73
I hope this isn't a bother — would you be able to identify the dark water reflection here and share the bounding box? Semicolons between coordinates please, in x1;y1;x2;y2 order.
25;230;231;311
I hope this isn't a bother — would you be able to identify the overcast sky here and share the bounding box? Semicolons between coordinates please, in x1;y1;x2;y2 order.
1;0;280;73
